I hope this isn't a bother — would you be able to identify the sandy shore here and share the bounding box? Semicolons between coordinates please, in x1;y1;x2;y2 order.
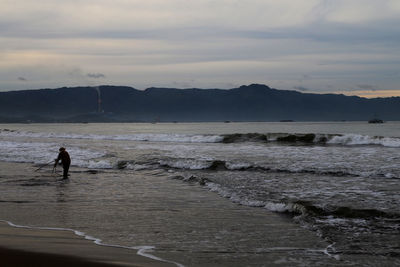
0;222;174;267
0;161;340;266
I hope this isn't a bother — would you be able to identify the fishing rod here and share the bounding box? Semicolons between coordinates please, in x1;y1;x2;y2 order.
34;160;54;172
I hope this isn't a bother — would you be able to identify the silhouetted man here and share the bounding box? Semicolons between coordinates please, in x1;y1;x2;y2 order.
54;147;71;179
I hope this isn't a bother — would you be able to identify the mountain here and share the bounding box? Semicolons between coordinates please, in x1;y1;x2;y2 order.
0;84;399;122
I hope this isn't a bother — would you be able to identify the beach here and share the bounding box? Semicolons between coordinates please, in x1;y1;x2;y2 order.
0;221;173;267
0;161;338;266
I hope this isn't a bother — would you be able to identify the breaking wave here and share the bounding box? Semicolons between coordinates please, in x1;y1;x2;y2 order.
0;129;223;143
205;181;400;219
222;132;400;147
155;159;399;179
1;137;398;179
327;134;400;147
203;180;400;254
2;129;400;147
0;140;106;167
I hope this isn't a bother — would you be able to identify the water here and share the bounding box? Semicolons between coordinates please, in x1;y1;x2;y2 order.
0;122;399;266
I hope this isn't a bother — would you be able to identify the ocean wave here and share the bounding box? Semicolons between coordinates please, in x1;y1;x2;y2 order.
87;160;114;169
223;132;400;147
2;128;400;147
206;182;300;213
196;177;399;260
156;159;399;179
221;133;332;143
205;182;400;220
1;139;398;179
159;159;258;171
76;157;399;180
291;201;400;220
0;140;107;168
159;159;212;170
327;134;400;147
0;129;223;143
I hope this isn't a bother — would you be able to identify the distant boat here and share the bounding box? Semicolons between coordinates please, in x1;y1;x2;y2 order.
368;118;384;123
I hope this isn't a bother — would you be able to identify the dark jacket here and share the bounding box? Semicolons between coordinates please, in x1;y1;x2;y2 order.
56;150;71;166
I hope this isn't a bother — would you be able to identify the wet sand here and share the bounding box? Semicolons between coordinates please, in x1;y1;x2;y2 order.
0;161;342;266
0;222;173;267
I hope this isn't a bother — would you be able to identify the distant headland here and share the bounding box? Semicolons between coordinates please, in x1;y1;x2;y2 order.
0;84;399;123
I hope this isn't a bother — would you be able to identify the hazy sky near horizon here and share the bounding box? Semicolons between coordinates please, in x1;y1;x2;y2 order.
1;0;400;97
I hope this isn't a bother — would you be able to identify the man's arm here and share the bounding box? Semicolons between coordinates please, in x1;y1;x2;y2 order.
54;153;61;167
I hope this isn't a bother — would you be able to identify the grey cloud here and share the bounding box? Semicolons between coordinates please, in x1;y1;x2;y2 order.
87;73;106;79
235;19;400;46
357;84;377;91
1;1;400;94
68;68;85;77
2;18;399;46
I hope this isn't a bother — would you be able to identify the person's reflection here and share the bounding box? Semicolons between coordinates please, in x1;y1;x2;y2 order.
55;180;70;225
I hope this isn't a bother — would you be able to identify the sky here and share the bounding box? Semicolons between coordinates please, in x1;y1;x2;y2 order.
1;0;400;97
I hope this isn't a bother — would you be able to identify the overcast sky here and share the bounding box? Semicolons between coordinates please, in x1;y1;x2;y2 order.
1;0;399;97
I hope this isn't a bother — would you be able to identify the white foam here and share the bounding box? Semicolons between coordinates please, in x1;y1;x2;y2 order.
207;182;292;211
239;199;265;207
318;216;368;227
0;219;184;267
384;173;395;179
159;159;212;170
328;134;400;147
88;160;113;169
0;140;106;167
206;182;233;199
203;182;342;261
225;162;252;170
0;130;223;143
264;202;290;213
323;244;341;260
125;163;151;171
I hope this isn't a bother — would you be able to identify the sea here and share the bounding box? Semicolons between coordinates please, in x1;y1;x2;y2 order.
0;122;399;266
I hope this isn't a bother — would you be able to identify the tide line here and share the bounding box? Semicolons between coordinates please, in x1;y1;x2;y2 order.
0;219;184;267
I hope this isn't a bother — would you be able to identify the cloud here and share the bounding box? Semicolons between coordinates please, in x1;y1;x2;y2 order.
87;73;106;79
18;77;27;81
357;84;377;91
1;1;400;95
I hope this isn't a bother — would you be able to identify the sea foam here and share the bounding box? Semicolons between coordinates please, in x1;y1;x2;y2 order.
2;129;400;147
0;130;223;143
0;220;184;267
328;134;400;147
0;140;106;167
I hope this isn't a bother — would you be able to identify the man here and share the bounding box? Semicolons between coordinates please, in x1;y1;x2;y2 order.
54;147;71;179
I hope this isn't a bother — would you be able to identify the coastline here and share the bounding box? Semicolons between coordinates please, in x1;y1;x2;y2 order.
0;221;174;267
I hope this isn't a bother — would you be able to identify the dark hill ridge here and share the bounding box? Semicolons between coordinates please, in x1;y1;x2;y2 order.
0;84;399;122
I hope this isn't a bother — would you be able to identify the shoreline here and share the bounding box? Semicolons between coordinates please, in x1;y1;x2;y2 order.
0;221;175;267
0;161;339;266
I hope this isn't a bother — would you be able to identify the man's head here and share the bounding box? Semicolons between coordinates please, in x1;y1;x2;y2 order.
59;147;66;152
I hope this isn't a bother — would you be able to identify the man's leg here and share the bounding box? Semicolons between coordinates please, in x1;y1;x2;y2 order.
63;164;70;179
